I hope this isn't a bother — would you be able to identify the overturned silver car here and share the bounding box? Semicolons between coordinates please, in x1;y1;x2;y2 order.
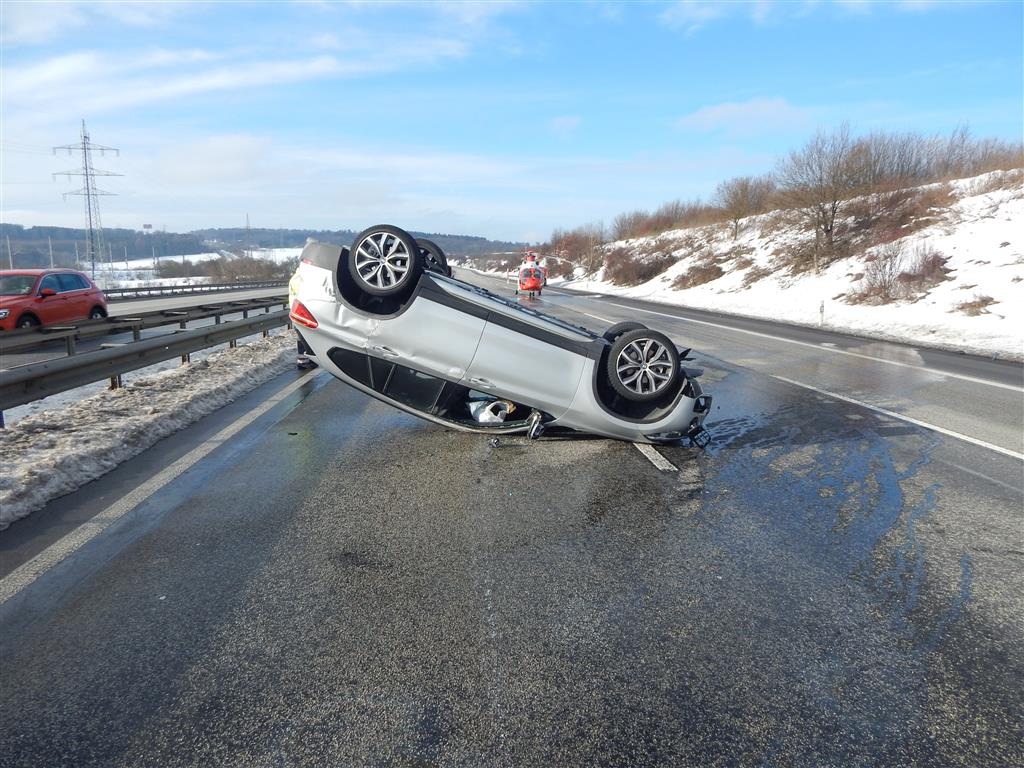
289;224;712;445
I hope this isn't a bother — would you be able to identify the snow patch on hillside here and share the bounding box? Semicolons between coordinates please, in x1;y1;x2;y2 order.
550;171;1024;359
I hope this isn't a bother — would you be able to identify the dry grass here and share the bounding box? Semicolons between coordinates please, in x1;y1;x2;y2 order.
850;241;951;304
963;168;1024;195
604;246;676;286
954;295;997;316
740;264;774;289
672;263;725;290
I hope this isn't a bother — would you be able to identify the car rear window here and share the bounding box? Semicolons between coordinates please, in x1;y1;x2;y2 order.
0;276;36;296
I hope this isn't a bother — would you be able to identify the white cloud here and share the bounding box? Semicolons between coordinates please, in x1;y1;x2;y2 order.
1;1;192;46
550;116;582;138
658;1;729;35
675;97;819;136
658;0;952;34
2;38;472;129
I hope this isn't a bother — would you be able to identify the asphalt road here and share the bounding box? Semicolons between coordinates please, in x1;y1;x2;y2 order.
1;274;1021;767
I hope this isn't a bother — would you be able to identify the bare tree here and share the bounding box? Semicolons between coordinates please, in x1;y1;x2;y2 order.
775;123;859;271
715;174;776;239
549;221;606;275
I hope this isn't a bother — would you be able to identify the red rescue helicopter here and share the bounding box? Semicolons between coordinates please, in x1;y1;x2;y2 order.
515;265;544;297
524;250;548;285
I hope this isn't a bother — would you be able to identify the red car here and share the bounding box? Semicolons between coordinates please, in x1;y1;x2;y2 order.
515;266;544;298
0;269;108;330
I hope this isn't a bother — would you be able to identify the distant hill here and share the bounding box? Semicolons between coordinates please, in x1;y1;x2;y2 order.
0;224;207;268
0;223;526;269
191;227;526;257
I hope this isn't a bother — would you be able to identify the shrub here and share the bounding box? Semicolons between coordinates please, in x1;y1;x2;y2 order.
672;263;724;290
741;264;774;289
898;244;950;288
859;240;906;301
604;246;675;286
611;199;726;240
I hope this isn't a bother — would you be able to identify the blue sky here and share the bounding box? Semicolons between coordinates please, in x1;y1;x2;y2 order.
2;1;1021;243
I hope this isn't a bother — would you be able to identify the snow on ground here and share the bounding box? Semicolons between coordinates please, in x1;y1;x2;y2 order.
539;171;1024;360
0;330;296;530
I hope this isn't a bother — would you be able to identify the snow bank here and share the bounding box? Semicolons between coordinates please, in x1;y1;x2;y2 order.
0;333;295;530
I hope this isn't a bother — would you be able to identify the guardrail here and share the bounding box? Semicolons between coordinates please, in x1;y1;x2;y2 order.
103;280;287;300
0;296;288;358
0;309;292;415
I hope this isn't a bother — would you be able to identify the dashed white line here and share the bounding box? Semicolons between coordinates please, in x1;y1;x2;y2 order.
635;443;678;471
0;369;324;606
604;301;1023;393
772;374;1023;461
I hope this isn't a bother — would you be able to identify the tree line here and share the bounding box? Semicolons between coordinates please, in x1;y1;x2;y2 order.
0;225;207;269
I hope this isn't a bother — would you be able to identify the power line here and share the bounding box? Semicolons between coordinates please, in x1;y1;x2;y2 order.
53;120;122;281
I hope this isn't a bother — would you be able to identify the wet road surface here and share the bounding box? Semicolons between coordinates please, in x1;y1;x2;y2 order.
1;278;1021;767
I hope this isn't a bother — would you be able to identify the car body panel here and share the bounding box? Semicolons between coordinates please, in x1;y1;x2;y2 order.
464;321;587;419
367;295;484;381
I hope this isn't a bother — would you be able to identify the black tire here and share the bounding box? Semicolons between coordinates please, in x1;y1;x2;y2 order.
606;328;680;402
416;238;451;277
89;307;106;320
602;321;646;343
16;315;39;329
348;225;423;297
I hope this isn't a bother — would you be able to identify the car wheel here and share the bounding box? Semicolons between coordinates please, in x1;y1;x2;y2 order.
348;224;423;297
607;328;680;402
602;321;646;343
89;307;106;320
16;315;40;329
416;238;451;277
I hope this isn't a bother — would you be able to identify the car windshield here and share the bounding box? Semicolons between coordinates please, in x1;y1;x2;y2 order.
0;275;36;296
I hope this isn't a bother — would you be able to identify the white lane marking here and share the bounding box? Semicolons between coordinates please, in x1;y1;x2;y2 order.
581;310;613;323
635;443;678;472
604;301;1023;393
0;369;324;606
772;374;1024;461
940;460;1024;495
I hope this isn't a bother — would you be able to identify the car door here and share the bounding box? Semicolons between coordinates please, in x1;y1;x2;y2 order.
35;274;70;324
463;316;590;418
371;282;486;383
57;273;91;321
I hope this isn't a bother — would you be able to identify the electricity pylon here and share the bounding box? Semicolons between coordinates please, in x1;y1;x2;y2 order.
54;120;121;280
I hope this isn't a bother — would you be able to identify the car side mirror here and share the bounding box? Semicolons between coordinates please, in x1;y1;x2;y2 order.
39;288;57;297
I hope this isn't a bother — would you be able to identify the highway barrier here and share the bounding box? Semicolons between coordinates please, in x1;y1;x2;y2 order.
0;309;291;418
